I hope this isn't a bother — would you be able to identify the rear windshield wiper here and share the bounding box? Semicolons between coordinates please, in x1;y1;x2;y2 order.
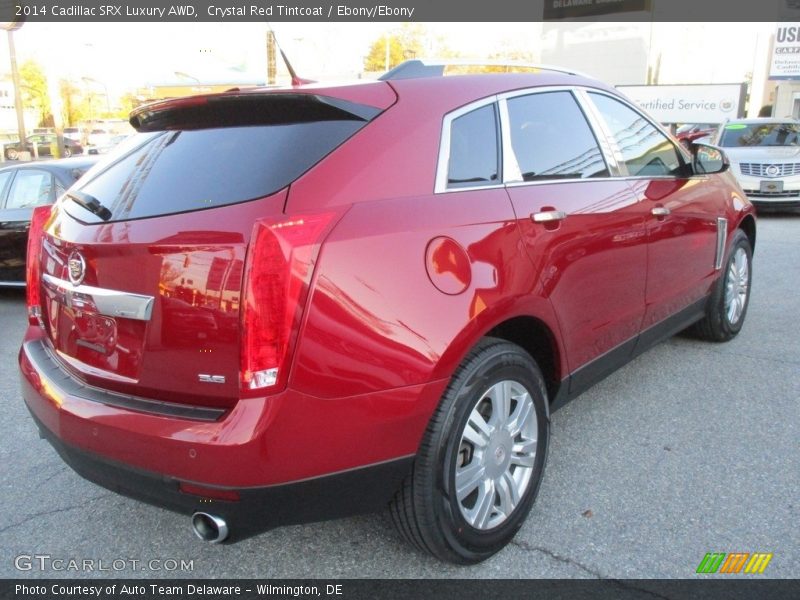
65;191;112;221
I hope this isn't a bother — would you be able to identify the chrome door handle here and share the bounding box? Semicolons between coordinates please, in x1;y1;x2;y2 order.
651;206;670;217
532;210;567;223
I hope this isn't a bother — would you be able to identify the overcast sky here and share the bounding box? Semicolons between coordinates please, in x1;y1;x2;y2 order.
0;22;777;95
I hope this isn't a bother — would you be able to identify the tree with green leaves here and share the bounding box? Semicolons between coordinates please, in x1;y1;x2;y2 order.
18;60;50;127
59;79;87;127
363;24;430;72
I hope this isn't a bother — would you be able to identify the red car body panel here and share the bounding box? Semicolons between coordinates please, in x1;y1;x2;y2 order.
37;192;287;408
21;327;447;486
18;73;756;540
292;189;564;398
507;179;647;371
634;176;727;327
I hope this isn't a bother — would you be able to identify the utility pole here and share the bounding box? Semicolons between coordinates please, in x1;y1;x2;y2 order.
4;26;26;149
267;31;277;85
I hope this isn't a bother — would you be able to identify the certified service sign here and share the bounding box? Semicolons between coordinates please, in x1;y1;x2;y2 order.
616;84;746;123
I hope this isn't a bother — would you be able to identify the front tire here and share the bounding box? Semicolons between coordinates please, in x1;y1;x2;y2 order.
63;147;72;158
389;339;550;564
692;229;752;342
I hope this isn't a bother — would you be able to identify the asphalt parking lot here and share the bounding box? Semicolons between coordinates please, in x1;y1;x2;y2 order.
0;214;797;579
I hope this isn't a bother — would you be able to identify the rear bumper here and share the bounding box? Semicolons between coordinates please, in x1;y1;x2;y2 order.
19;329;445;535
28;407;411;541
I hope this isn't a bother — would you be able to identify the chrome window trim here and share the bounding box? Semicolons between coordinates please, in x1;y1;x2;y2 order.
434;85;707;195
497;98;522;183
505;177;605;189
572;88;624;177
42;273;155;321
617;175;707;182
500;88;616;183
434;95;501;194
436;85;622;194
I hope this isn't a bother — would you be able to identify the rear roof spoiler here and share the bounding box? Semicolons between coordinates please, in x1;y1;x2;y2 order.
129;93;382;132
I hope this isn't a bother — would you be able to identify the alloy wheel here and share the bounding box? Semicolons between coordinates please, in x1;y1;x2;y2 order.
724;247;749;325
454;380;538;530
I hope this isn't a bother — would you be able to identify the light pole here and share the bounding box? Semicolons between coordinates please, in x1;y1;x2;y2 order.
175;71;202;94
174;71;201;84
1;22;26;147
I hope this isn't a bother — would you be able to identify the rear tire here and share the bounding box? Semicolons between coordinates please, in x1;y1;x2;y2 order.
692;229;752;342
389;338;549;564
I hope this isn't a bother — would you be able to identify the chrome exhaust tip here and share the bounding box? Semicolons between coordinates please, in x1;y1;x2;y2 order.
191;512;229;543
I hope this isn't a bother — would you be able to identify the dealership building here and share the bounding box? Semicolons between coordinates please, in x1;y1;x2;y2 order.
538;21;793;123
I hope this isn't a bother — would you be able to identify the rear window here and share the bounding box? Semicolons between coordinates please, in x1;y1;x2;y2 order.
64;95;376;223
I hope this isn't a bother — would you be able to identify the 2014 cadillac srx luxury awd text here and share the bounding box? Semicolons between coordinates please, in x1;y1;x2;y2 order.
19;61;755;564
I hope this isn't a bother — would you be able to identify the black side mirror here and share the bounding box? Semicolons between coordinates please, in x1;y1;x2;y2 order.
692;142;729;175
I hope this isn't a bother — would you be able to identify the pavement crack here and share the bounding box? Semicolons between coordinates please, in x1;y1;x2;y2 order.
38;466;69;486
510;539;605;578
0;493;114;535
510;540;677;600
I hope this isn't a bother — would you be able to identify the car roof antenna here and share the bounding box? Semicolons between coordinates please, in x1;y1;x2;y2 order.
266;23;314;87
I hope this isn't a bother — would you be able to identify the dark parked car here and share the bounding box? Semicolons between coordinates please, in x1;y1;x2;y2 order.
0;156;97;285
19;61;756;564
5;134;84;160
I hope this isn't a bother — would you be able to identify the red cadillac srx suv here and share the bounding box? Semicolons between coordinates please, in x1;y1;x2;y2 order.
19;60;756;564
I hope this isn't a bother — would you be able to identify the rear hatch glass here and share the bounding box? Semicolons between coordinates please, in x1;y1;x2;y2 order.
65;94;379;223
40;91;383;409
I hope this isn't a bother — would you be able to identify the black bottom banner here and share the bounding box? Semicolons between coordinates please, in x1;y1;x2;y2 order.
3;579;799;600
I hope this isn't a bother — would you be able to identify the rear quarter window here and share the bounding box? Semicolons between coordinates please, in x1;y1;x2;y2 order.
446;104;500;189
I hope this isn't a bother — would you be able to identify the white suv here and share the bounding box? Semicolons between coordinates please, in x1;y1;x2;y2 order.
715;118;800;210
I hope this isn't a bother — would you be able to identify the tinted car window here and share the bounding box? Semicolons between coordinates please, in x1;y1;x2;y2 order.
447;104;500;188
718;122;800;147
6;170;53;209
68;121;366;222
507;91;608;180
589;93;681;177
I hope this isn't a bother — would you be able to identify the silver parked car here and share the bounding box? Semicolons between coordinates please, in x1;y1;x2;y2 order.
714;118;800;210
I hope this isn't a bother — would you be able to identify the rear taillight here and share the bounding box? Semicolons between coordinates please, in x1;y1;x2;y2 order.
240;210;342;395
26;205;52;325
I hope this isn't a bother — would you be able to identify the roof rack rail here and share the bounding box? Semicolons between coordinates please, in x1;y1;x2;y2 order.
378;59;590;81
